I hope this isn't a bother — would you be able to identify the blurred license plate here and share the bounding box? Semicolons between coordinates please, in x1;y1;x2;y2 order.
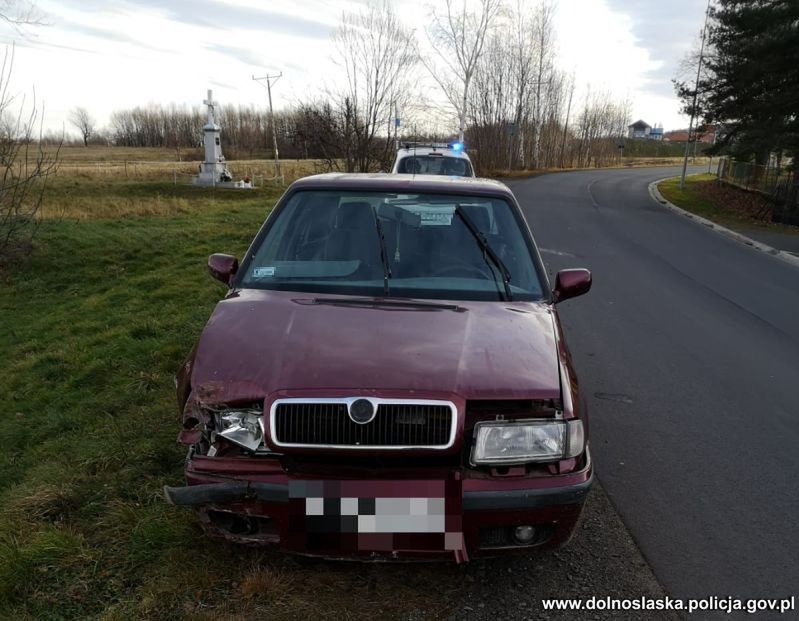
286;479;463;552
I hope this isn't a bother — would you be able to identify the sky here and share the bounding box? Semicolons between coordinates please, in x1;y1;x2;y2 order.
1;0;709;137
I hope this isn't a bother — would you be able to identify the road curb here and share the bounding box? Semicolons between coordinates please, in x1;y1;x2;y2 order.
648;178;799;269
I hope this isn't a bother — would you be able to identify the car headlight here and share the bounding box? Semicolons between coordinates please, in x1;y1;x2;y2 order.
470;419;584;465
215;409;264;452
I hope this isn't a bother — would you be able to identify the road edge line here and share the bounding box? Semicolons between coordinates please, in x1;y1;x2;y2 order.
648;178;799;269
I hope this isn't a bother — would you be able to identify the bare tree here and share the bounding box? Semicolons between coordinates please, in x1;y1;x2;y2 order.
0;45;59;267
467;30;513;169
69;106;94;146
573;90;630;168
331;0;417;171
465;1;569;172
423;0;503;142
529;1;555;168
0;0;44;32
508;0;537;166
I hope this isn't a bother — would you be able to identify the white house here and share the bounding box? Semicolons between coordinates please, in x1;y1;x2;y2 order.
628;120;652;139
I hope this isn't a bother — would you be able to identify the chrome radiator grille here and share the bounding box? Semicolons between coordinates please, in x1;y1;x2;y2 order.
270;399;456;449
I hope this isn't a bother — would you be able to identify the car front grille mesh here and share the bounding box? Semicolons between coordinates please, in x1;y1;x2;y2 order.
273;402;454;448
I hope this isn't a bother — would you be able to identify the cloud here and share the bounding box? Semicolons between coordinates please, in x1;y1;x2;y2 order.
210;78;239;91
0;34;96;55
112;0;332;38
57;18;170;52
20;0;701;134
603;0;707;96
206;43;309;77
205;43;265;67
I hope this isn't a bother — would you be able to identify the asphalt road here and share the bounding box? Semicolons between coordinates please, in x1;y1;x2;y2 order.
507;167;799;616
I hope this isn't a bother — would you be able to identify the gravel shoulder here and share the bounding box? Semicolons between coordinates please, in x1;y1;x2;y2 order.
452;481;677;621
246;480;675;620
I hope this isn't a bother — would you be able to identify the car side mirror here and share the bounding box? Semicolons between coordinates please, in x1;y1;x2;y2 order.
553;268;591;303
208;253;238;285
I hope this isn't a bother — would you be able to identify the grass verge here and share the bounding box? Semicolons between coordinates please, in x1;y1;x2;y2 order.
1;180;268;618
657;174;799;235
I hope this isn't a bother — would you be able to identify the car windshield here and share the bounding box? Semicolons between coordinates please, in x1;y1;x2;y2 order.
397;156;472;177
239;190;543;301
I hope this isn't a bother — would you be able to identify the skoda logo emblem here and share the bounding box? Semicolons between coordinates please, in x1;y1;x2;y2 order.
348;398;376;424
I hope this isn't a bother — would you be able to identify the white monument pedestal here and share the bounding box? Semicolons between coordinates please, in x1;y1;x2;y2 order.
192;89;253;189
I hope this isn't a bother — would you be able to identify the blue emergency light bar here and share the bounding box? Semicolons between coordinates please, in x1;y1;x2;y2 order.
400;141;467;152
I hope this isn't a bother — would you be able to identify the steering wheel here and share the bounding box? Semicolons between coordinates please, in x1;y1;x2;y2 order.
432;261;493;280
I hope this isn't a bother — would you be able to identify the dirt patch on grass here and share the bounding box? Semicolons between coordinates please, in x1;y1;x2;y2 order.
658;174;799;235
694;179;774;221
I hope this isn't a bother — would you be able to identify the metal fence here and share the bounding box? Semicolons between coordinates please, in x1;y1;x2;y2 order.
717;157;799;225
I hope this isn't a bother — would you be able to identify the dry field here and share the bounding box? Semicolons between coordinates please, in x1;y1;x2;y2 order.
47;146;706;187
34;147;329;219
489;156;712;179
53;155;327;186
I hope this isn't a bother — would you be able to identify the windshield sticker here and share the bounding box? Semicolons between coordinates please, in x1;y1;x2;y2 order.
252;266;276;278
402;205;454;226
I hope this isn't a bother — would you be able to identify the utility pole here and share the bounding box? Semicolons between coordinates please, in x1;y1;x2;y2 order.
680;0;711;189
252;72;282;179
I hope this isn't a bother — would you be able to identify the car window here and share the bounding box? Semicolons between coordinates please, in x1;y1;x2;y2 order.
397;156;472;177
239;191;543;301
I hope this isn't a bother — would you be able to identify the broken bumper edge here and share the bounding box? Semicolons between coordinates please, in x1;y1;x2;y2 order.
164;481;289;506
164;474;592;511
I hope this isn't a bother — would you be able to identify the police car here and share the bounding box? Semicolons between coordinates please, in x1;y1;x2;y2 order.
391;142;476;177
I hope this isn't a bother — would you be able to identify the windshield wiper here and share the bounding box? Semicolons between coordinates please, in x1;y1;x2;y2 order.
371;206;391;295
454;204;513;301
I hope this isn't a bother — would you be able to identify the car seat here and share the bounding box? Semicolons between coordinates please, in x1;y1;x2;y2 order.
295;194;340;260
323;201;381;280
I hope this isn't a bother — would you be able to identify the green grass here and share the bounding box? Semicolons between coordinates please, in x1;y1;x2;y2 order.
3;184;240;617
0;178;472;620
657;173;723;218
657;173;799;234
0;181;277;618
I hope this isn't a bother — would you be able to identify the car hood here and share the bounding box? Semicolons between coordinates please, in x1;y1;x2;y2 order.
190;289;561;403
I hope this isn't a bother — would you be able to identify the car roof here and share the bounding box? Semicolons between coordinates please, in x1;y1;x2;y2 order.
288;173;513;199
395;146;471;160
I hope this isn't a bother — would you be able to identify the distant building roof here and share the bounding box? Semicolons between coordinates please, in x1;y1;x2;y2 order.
663;127;717;143
664;130;690;142
628;120;651;130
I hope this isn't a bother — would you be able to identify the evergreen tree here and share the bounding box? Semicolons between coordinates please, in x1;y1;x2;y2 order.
676;0;799;165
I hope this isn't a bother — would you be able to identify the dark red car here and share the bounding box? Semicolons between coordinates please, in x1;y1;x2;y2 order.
166;173;593;562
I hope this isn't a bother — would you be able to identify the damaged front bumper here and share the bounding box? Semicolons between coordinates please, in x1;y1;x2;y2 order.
165;450;593;562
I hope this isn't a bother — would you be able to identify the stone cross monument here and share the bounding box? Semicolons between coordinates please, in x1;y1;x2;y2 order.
194;89;232;185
